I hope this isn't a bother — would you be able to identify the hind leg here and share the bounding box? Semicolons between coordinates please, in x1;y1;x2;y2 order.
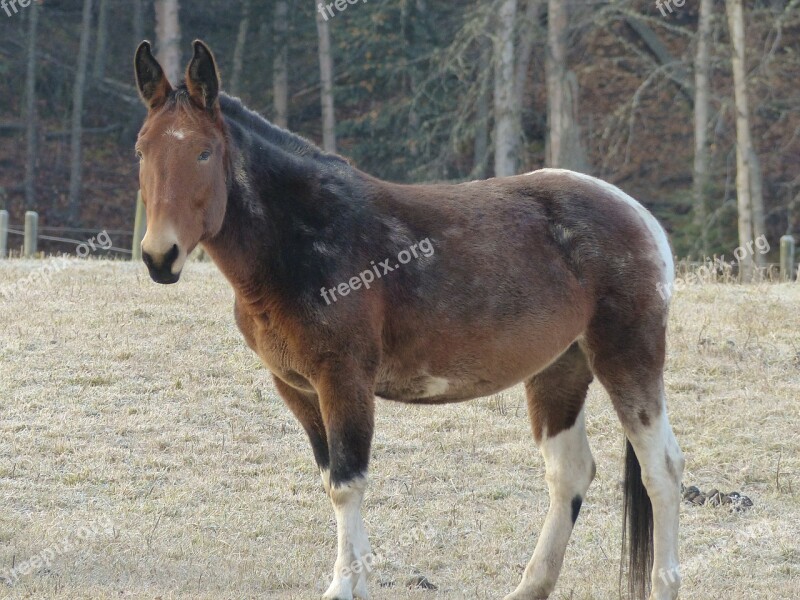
626;403;682;600
505;343;595;600
586;313;684;600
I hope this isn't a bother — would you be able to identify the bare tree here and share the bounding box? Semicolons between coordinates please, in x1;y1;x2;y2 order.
402;0;426;160
748;146;767;267
155;0;181;84
67;0;94;225
315;0;336;152
272;0;289;128
230;0;251;96
726;0;757;278
494;0;518;177
473;37;491;179
512;0;539;168
546;0;587;171
24;0;40;211
93;0;109;80
133;0;144;50
693;0;713;256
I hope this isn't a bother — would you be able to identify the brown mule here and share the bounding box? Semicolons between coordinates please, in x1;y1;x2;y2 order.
134;40;683;600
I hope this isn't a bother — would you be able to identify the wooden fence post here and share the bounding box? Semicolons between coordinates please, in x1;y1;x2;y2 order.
132;190;146;261
0;210;8;259
780;235;795;282
23;210;38;258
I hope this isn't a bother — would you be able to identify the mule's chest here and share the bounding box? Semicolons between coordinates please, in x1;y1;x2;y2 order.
233;299;312;390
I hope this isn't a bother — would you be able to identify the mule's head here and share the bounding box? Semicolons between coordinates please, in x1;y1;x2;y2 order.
134;40;227;284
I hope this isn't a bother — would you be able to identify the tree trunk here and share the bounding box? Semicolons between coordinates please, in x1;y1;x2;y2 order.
24;0;40;211
693;0;712;257
155;0;181;84
726;0;755;280
93;0;109;80
315;0;336;153
748;145;767;267
272;0;289;128
402;0;420;159
546;0;587;171
494;0;518;177
229;0;251;97
473;37;491;179
67;0;94;226
512;0;538;168
132;0;144;50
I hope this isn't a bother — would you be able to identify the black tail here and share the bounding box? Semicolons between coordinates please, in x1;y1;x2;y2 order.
620;438;653;599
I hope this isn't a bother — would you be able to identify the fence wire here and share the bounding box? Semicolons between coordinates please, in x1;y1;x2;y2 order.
6;229;132;255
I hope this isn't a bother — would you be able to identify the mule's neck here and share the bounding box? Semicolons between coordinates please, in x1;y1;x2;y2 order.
201;100;373;310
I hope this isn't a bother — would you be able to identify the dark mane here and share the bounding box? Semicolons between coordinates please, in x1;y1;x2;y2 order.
162;84;350;168
219;93;349;165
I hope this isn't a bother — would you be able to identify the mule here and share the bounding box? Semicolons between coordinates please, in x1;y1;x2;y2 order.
133;40;683;600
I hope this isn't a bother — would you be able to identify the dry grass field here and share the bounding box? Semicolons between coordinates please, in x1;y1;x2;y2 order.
0;259;798;599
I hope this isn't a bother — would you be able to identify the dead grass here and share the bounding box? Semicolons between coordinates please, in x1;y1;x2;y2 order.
0;259;798;599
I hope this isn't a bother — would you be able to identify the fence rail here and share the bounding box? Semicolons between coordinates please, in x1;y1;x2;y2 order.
0;207;135;259
0;199;797;281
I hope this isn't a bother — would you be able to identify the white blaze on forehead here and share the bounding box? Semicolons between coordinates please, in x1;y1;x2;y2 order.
165;128;186;140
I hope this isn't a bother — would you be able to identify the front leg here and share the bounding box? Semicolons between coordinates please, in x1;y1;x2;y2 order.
272;376;330;475
316;369;375;600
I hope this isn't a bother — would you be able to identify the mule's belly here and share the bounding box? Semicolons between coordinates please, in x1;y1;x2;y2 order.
375;374;508;403
374;330;581;404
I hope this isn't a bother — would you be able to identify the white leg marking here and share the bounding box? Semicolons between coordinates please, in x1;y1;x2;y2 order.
628;404;684;600
323;477;372;600
505;408;594;600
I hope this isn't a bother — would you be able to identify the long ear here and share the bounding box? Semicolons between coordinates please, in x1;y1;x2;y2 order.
134;41;172;111
186;40;221;112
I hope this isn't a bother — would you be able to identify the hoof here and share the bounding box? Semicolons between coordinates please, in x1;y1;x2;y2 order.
323;576;370;600
503;586;550;600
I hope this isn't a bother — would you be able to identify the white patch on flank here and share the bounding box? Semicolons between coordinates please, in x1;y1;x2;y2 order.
165;128;186;140
324;478;372;600
423;376;449;397
532;169;675;302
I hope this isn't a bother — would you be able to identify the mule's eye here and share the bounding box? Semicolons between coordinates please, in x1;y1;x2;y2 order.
198;150;212;162
136;149;143;161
